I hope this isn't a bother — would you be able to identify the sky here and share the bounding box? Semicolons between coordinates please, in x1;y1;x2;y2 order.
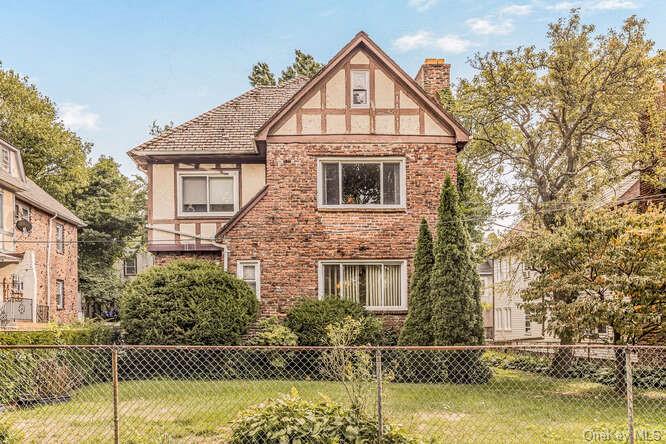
1;0;665;178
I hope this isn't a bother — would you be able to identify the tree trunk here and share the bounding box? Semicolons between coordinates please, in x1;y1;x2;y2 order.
550;329;575;377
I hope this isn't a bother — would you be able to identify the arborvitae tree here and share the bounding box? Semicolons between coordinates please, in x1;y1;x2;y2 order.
430;175;488;383
398;219;434;346
279;50;323;84
249;62;277;87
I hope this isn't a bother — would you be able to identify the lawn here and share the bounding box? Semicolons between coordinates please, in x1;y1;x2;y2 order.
2;368;664;443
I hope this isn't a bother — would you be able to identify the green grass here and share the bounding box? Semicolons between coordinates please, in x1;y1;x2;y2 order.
2;368;664;443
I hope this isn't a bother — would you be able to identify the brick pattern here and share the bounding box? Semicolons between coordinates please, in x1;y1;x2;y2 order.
416;62;451;100
14;204;79;323
222;142;457;320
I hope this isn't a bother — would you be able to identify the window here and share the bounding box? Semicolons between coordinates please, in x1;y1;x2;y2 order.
123;256;138;276
351;70;369;107
318;158;405;208
525;318;531;334
237;261;260;299
178;172;238;216
56;280;65;310
504;308;512;330
55;224;65;254
318;260;407;311
495;308;503;330
15;203;31;222
597;325;607;334
1;147;10;172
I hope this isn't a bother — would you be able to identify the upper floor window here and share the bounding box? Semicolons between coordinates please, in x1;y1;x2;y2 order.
318;158;405;209
55;223;65;254
15;203;31;222
177;171;238;217
351;70;369;107
1;147;10;173
123;256;138;276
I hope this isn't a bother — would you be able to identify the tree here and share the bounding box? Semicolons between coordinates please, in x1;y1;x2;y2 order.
0;63;90;201
521;205;666;390
399;219;434;346
455;11;666;229
149;120;174;136
456;160;492;245
247;50;323;87
71;156;145;317
249;62;276;87
430;175;488;383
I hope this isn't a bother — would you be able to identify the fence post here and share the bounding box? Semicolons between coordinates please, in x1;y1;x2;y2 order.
375;348;383;440
625;347;634;444
112;347;120;444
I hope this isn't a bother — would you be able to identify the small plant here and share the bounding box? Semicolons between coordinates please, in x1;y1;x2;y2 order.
0;423;20;444
245;318;298;375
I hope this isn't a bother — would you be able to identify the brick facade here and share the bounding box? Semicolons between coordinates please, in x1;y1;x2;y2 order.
415;59;451;100
14;203;79;323
222;142;457;321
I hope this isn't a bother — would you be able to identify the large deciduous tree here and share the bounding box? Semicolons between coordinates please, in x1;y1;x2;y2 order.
0;63;90;201
521;205;666;390
455;12;666;229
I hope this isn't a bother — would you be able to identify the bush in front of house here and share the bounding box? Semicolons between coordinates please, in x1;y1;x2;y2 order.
284;297;382;346
120;259;259;345
241;318;299;378
230;389;418;444
0;321;118;345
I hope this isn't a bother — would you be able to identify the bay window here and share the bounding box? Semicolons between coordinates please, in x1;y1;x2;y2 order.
318;158;405;208
318;260;407;311
178;171;238;216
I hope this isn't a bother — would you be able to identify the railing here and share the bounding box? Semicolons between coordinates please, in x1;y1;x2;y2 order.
0;344;664;443
0;298;33;326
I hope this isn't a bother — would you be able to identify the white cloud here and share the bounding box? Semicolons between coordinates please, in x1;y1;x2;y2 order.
500;4;533;15
466;17;515;35
547;1;579;10
393;31;474;54
59;103;100;131
588;0;636;9
407;0;438;12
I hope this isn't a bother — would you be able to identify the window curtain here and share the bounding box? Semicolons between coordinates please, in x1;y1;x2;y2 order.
365;265;382;307
383;265;401;307
382;163;401;205
182;177;207;208
209;177;234;211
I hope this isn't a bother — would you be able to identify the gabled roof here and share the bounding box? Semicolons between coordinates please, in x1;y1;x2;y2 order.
128;77;308;159
255;31;470;145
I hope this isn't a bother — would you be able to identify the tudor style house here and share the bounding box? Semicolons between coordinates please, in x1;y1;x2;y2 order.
0;138;84;329
129;32;469;322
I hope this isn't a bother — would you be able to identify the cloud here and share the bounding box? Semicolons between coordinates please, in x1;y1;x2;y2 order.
59;103;100;131
393;31;475;54
466;17;515;35
588;0;636;9
547;1;579;10
500;4;533;15
407;0;438;12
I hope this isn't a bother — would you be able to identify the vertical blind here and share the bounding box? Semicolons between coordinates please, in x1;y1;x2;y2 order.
323;263;403;308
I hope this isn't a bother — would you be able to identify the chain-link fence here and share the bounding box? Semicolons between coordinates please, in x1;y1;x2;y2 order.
0;345;664;443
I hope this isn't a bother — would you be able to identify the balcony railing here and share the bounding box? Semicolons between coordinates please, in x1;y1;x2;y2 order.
0;298;33;326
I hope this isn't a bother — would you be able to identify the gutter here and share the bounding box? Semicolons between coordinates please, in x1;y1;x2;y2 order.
46;213;58;316
146;224;229;271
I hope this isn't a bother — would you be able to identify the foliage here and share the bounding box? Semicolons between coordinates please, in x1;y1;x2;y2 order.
120;259;259;345
284;297;382;346
456;160;492;245
399;219;434;346
148;120;174;136
455;12;666;228
230;389;418;444
247;318;298;347
248;62;276;87
0;63;89;201
70;156;146;317
0;423;20;444
244;318;298;375
248;50;323;87
0;322;117;345
521;205;666;346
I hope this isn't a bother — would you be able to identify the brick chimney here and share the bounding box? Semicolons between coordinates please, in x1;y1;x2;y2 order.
415;58;451;102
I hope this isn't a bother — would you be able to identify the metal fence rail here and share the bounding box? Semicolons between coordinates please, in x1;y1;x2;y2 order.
0;345;664;443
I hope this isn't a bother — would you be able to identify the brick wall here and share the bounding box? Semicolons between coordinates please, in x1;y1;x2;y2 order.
415;59;451;100
14;203;79;323
223;142;457;322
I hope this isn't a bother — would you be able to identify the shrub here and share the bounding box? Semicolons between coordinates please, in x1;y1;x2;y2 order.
284;297;382;346
246;318;298;347
0;322;117;345
242;319;298;377
230;389;418;444
120;259;258;345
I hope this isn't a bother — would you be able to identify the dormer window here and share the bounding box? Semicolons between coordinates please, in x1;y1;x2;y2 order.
351;70;369;107
1;147;10;173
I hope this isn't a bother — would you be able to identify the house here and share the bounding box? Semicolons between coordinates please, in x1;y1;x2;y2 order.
128;32;470;325
115;250;154;282
477;259;494;340
0;138;84;330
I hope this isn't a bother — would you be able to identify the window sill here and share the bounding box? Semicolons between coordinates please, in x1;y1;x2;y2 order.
317;207;406;213
176;213;235;219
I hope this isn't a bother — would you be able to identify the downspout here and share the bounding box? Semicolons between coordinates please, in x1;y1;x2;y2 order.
46;213;58;318
146;224;229;271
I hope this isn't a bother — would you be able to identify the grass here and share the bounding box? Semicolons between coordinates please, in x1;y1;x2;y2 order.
2;368;664;443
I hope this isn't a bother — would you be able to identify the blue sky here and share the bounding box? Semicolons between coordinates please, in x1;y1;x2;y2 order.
1;0;664;177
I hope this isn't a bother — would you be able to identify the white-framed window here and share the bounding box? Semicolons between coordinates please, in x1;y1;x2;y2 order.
123;256;138;276
318;260;407;311
504;308;512;331
495;308;503;330
55;223;65;254
317;158;406;209
56;279;65;310
15;203;31;222
351;70;369;107
237;260;260;299
1;147;10;172
177;171;239;217
525;318;531;334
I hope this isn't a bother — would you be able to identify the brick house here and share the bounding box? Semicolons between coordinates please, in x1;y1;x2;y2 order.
0;138;84;329
129;32;469;324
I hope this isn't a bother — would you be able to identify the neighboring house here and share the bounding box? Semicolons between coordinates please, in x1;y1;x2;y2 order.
0;138;84;330
478;259;494;340
115;250;154;282
128;32;470;325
